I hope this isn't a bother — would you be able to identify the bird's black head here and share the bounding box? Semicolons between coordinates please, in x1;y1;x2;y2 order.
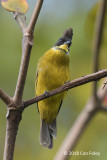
54;37;66;46
54;28;73;48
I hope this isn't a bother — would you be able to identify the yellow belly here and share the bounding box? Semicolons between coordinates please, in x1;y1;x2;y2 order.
36;50;70;123
38;92;66;123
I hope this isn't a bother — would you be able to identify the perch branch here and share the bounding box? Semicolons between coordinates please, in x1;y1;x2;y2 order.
0;88;12;105
24;69;107;107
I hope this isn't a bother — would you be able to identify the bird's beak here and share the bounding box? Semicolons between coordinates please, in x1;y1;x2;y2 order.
64;41;71;48
59;40;71;53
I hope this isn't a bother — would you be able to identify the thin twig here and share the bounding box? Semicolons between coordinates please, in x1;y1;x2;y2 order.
0;88;12;105
102;81;107;90
92;0;106;99
27;0;44;34
14;13;27;35
98;77;107;111
98;77;107;100
24;69;107;107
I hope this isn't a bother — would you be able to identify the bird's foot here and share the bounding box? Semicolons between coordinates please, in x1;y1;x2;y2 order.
64;80;70;84
44;91;50;97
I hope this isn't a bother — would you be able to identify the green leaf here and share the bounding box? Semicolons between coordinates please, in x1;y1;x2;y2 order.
1;0;28;14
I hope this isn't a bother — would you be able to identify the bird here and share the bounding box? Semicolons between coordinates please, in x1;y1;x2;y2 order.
35;28;73;149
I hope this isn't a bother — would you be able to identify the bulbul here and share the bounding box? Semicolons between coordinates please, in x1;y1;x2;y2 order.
35;28;73;149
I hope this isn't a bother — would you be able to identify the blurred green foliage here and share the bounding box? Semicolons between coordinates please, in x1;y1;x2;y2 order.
0;1;107;160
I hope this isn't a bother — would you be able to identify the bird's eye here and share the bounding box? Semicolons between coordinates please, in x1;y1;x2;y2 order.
59;39;62;43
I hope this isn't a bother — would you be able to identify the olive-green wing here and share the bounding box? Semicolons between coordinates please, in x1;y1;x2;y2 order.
57;100;63;116
35;70;39;113
35;70;39;89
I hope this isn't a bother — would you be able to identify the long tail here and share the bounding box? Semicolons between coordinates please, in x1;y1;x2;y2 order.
40;118;57;149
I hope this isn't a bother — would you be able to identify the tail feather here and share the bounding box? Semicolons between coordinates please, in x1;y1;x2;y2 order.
48;134;53;149
48;119;57;138
40;118;57;149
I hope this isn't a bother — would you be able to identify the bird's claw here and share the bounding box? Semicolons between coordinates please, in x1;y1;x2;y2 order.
44;91;50;96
